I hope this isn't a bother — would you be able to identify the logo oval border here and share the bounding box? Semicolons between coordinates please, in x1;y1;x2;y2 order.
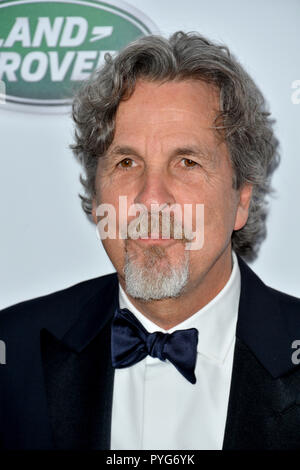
0;0;159;113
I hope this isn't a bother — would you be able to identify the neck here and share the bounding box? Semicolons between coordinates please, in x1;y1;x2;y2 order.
118;246;233;330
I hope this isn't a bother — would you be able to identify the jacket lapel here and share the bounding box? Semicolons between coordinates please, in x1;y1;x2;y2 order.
40;273;118;449
223;256;300;449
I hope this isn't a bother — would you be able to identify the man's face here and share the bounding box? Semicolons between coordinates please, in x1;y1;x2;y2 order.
92;79;251;300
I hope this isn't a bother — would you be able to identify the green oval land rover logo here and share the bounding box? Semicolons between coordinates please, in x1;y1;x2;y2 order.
0;0;158;112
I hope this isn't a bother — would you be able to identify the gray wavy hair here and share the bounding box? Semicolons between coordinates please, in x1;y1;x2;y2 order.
71;31;280;262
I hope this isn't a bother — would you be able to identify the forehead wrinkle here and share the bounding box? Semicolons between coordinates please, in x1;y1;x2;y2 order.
106;115;223;167
116;107;219;130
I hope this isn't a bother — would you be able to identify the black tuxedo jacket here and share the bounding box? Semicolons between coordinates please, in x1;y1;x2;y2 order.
0;255;300;450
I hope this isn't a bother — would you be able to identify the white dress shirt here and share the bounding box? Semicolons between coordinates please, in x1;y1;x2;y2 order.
110;251;241;450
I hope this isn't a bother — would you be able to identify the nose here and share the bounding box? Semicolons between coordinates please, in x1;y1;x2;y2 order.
134;169;176;211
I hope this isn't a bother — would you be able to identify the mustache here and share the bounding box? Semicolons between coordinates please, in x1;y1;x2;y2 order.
124;210;194;242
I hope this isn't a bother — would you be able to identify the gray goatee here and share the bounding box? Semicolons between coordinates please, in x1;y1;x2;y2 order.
124;244;189;301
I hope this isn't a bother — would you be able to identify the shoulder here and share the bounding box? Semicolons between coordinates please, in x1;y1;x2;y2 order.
268;285;300;306
267;285;300;326
238;254;300;335
0;272;118;337
238;254;300;303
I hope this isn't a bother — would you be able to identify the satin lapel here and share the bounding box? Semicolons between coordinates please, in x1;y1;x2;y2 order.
222;337;279;449
223;337;300;450
223;256;300;449
40;274;118;450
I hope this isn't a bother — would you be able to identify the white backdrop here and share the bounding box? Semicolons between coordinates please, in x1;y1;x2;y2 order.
0;0;299;309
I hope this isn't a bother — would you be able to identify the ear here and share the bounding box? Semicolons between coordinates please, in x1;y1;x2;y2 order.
234;184;253;231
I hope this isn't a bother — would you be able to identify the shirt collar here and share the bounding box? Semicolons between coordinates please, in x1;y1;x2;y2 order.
118;250;241;364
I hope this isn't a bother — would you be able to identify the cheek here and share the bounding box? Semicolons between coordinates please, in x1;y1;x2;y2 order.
102;237;126;272
96;171;137;211
96;178;115;204
197;184;238;242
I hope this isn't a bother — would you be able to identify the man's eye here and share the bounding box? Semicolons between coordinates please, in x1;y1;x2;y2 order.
181;158;198;168
118;158;136;169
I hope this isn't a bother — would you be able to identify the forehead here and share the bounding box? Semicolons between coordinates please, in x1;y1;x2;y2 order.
114;79;220;133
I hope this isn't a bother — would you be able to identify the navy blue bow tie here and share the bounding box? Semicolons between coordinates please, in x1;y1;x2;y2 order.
111;307;199;384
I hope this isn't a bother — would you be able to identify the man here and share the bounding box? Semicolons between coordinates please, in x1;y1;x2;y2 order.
0;31;300;450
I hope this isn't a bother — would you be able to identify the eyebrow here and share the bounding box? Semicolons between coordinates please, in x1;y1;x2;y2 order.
106;144;213;160
170;146;211;159
106;145;139;158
